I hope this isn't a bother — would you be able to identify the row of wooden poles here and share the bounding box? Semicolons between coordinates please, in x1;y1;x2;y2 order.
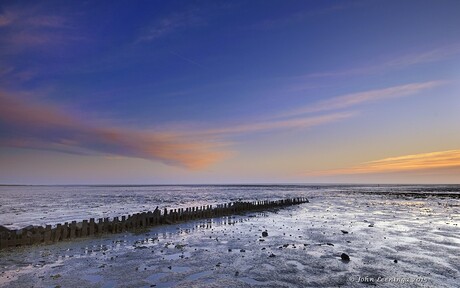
0;197;309;250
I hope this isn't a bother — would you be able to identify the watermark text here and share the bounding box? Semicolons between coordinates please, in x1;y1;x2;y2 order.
349;276;428;284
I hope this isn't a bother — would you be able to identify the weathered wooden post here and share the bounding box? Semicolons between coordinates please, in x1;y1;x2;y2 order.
8;233;16;248
18;230;27;246
119;216;124;232
166;209;171;223
54;224;62;242
147;212;153;226
81;220;88;237
143;213;148;227
104;217;110;233
133;214;138;229
120;216;126;231
179;208;183;221
70;221;76;239
138;213;143;228
112;217;118;233
32;228;42;244
0;233;8;249
89;218;95;236
163;209;168;224
126;215;132;230
44;225;52;244
60;223;68;240
97;218;104;234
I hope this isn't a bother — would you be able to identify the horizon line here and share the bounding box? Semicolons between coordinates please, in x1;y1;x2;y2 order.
1;182;459;187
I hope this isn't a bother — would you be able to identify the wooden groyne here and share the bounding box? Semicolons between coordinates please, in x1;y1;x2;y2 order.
0;197;308;250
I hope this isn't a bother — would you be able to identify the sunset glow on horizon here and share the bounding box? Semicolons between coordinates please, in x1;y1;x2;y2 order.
1;1;459;184
304;150;460;176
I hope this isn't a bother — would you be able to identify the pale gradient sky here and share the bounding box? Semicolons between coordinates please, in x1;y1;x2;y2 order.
1;0;459;184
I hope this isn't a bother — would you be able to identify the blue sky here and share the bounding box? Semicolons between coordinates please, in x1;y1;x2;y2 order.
1;0;460;184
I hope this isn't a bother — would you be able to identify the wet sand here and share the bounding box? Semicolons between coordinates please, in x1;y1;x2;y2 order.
0;192;459;287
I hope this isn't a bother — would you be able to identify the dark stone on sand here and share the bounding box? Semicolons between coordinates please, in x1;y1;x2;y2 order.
341;253;350;261
326;243;334;246
240;249;245;252
394;259;398;263
167;266;172;270
262;231;268;237
228;249;232;252
235;271;239;276
269;253;276;258
341;230;349;234
368;224;374;227
259;239;265;242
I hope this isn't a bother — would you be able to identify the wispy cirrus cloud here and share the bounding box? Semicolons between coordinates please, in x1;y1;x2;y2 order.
0;4;85;89
279;80;444;119
0;4;79;51
0;92;229;170
0;6;67;28
250;1;363;30
0;89;355;169
189;112;355;137
0;79;443;169
0;78;445;171
305;150;460;176
384;44;460;68
301;44;460;79
138;9;204;42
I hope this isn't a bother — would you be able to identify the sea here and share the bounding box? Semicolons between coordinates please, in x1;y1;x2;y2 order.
1;184;459;229
0;184;459;287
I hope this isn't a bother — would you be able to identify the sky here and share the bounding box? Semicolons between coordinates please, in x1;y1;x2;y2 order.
0;0;459;184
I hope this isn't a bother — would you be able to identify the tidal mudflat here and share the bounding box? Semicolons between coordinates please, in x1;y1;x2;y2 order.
0;187;458;287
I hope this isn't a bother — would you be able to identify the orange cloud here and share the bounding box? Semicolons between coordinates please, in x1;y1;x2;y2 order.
0;89;357;170
0;92;229;170
307;150;460;176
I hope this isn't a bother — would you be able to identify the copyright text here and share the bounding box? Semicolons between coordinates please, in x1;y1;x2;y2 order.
349;276;428;284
